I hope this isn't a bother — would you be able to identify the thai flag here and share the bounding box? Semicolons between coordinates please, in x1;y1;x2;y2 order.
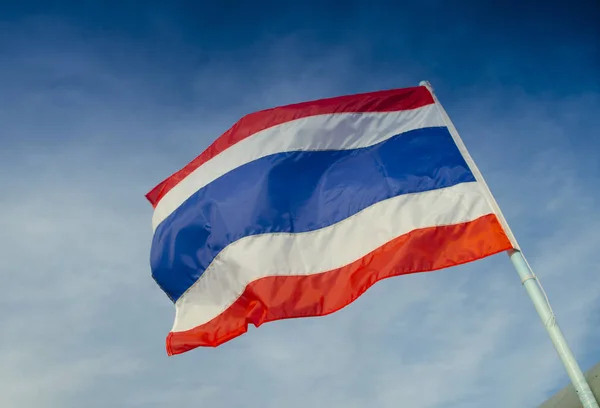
146;84;515;355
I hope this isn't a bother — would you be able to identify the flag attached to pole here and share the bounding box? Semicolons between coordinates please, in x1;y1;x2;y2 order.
146;85;514;355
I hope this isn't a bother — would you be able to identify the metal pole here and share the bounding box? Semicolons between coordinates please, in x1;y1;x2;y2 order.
540;361;600;407
510;249;599;408
419;80;599;408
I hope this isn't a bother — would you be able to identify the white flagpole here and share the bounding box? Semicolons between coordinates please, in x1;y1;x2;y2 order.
419;81;599;408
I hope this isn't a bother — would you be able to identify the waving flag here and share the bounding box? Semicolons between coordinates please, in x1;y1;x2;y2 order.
146;84;515;355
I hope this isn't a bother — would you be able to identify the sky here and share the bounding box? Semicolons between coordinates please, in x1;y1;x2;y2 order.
1;1;599;407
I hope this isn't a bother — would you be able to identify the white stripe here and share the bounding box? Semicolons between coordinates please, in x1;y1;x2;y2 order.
171;181;495;332
153;104;444;231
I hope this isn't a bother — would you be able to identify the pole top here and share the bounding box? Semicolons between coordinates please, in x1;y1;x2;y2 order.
419;80;433;89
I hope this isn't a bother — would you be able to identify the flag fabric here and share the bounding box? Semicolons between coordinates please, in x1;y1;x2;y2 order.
146;85;514;355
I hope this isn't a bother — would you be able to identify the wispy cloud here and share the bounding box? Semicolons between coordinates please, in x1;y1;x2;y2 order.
1;15;599;408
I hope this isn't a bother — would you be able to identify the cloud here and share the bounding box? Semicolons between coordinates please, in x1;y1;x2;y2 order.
1;15;599;408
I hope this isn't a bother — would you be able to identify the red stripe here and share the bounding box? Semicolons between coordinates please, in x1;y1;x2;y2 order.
146;86;434;208
166;214;513;355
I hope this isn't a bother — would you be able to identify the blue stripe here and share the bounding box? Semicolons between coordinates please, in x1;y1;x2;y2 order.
151;126;475;302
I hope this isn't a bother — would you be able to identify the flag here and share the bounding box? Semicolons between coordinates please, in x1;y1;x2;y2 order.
146;85;514;355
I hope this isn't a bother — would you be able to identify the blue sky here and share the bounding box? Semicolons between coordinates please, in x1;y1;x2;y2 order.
1;1;599;407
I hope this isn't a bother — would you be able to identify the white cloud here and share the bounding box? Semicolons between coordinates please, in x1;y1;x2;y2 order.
1;17;599;408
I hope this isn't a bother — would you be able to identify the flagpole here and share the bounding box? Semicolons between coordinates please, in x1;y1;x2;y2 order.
419;81;599;408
